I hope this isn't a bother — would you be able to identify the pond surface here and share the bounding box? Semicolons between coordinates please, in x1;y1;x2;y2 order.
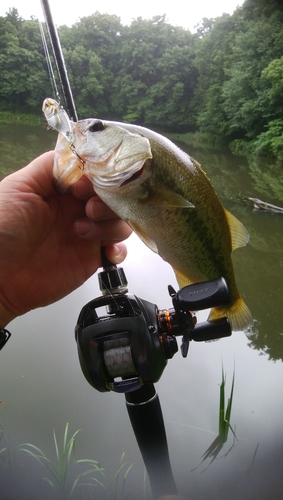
0;122;283;500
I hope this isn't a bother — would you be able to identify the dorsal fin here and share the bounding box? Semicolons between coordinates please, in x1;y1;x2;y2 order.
224;208;250;251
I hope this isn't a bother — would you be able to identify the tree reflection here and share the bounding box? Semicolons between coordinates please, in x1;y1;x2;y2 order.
182;144;283;362
232;213;283;362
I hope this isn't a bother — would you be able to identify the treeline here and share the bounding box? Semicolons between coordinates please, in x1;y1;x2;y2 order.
1;0;283;159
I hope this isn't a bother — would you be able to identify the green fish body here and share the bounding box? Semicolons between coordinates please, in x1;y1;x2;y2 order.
51;117;253;331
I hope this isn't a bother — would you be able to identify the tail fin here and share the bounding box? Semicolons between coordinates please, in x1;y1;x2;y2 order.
208;295;253;332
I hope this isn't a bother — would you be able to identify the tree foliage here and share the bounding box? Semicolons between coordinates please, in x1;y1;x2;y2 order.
0;8;49;110
1;0;283;156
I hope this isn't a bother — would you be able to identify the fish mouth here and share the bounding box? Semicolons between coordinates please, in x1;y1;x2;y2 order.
120;163;146;187
91;148;151;189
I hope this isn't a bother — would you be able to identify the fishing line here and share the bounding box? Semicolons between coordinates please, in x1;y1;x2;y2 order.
100;279;123;313
40;0;78;121
40;0;110;290
38;19;60;103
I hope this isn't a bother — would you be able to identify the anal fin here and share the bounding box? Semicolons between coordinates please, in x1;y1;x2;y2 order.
174;270;194;289
208;295;253;331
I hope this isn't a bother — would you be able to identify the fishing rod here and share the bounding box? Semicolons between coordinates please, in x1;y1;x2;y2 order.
39;3;232;498
76;260;232;498
40;0;78;121
39;2;179;497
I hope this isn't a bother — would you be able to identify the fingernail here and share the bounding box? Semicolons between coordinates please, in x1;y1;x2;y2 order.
112;244;122;256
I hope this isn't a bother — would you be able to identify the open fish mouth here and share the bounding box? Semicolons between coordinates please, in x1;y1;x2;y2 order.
120;164;146;187
83;139;151;190
92;157;148;189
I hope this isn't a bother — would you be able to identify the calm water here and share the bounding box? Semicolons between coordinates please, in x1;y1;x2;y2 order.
0;122;283;499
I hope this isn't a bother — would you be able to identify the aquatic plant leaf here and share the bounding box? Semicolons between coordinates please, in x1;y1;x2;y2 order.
19;426;134;499
191;365;237;472
18;443;59;483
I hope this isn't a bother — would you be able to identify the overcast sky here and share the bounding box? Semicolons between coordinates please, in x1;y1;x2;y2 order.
1;0;244;32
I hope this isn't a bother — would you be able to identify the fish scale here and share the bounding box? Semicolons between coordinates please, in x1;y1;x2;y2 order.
146;140;232;279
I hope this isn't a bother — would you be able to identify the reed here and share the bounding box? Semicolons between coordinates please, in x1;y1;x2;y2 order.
192;365;237;471
0;422;6;457
19;423;134;499
82;451;134;500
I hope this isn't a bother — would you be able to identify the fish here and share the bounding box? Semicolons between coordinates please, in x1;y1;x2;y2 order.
49;111;253;331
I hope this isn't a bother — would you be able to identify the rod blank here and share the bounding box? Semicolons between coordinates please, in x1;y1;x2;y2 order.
40;0;78;121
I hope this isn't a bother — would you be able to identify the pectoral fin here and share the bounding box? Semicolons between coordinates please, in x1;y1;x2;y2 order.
141;186;194;208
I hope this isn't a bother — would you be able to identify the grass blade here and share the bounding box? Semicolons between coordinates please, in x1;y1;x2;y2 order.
192;365;237;472
19;425;134;499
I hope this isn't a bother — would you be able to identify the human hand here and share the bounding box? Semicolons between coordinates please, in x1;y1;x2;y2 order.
0;151;132;328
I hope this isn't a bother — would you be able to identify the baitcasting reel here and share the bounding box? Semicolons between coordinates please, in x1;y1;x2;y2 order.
75;262;232;394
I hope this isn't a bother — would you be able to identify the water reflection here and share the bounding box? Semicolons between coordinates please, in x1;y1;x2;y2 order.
1;124;283;499
178;141;283;362
0;121;56;178
190;367;237;473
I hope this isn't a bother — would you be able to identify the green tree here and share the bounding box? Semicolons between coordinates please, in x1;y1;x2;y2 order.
58;13;123;118
222;15;283;139
261;56;283;104
1;1;283;160
251;56;283;158
63;45;108;117
0;9;50;111
191;12;242;138
112;15;196;129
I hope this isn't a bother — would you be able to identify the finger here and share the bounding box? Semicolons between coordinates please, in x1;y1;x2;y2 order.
104;243;128;265
85;196;119;221
71;176;95;200
73;218;132;242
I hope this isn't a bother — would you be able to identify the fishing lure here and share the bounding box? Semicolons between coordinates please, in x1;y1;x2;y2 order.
42;98;74;143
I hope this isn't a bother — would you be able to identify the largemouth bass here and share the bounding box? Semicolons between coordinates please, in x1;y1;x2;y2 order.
47;105;252;331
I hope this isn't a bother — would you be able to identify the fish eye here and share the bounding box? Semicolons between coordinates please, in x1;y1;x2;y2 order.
88;120;104;132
